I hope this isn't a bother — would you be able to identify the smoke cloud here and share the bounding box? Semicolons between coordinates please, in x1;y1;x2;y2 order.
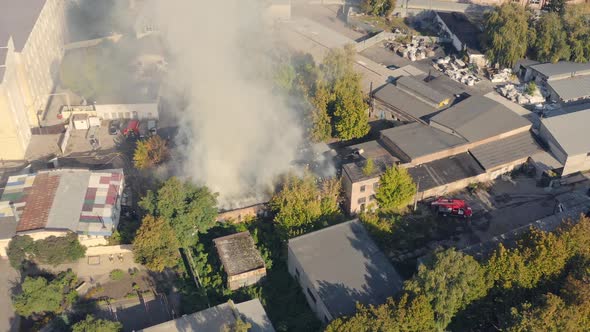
152;0;304;208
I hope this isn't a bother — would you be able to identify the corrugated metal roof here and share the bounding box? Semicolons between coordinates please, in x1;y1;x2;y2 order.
381;123;467;160
17;173;60;232
469;131;541;170
430;96;531;142
288;220;403;318
542;108;590;155
373;83;438;121
530;61;590;79
547;75;590;101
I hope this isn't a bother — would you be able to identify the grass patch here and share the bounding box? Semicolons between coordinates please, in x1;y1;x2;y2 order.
109;269;125;281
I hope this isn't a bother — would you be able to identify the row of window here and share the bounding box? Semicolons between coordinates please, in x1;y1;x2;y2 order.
359;182;379;193
358;195;376;204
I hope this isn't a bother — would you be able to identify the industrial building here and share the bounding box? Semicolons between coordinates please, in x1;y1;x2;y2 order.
0;0;67;160
343;96;542;214
288;220;403;323
523;61;590;105
434;12;486;67
539;108;590;176
140;299;275;332
0;168;124;256
213;232;267;290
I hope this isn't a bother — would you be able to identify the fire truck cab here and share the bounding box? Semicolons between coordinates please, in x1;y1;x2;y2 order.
431;198;473;218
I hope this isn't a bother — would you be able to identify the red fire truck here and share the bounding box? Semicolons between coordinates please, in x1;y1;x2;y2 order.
431;198;473;218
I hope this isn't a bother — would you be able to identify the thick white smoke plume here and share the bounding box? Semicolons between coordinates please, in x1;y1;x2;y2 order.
152;0;304;208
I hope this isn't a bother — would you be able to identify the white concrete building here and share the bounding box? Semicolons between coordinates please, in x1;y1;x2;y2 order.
0;0;67;160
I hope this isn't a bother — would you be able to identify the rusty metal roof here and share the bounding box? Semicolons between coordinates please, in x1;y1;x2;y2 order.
16;173;59;232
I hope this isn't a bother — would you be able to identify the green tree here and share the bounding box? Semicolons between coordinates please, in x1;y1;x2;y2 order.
133;135;169;170
12;271;78;317
269;174;341;238
309;82;333;142
326;294;435;332
222;316;252;332
71;315;122;332
405;249;489;330
132;215;180;272
333;71;370;140
534;12;571;63
525;81;537;95
546;0;566;14
7;235;35;269
375;166;416;212
321;45;356;85
484;4;531;68
139;177;218;247
564;9;590;63
363;158;375;176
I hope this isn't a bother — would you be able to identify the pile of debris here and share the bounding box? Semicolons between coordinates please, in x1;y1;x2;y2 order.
432;56;481;86
496;83;547;105
489;68;514;83
386;37;437;62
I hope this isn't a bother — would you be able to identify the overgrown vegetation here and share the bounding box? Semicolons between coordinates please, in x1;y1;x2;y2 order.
334;215;590;331
71;315;122;332
484;4;590;67
375;166;416;213
7;233;86;269
133;215;180;272
276;46;370;142
139;177;218;248
133;135;169;170
269;173;342;239
12;270;78;318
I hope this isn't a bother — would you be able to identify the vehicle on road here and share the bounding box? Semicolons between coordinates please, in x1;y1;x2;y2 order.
123;119;140;137
108;120;121;135
147;119;157;136
431;197;473;218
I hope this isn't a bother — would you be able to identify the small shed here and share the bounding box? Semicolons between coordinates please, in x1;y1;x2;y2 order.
214;232;267;290
72;114;89;130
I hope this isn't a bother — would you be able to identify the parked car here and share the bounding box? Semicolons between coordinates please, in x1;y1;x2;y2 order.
108;120;121;135
123;119;140;137
139;121;148;139
147;119;157;136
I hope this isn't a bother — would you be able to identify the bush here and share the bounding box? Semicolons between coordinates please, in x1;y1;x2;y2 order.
7;233;86;268
526;81;537;95
109;269;125;281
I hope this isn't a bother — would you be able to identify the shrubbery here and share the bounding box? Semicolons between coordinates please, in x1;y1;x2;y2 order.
7;233;86;269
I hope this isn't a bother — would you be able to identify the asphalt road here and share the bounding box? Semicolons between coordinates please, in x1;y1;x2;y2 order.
0;260;20;332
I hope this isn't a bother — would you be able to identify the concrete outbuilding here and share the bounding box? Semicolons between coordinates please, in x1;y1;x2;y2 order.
288;220;403;323
214;232;267;290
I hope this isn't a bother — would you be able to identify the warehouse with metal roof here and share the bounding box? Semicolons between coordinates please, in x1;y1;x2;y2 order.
288;220;403;322
539;108;590;176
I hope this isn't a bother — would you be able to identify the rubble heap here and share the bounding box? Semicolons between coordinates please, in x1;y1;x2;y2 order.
432;56;481;86
496;83;547;105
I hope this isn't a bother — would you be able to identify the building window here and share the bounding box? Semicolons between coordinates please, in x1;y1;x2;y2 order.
360;185;366;193
307;288;316;304
358;197;366;204
373;182;379;190
369;195;376;201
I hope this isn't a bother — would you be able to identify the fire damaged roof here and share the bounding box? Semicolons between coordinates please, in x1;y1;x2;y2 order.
214;232;266;277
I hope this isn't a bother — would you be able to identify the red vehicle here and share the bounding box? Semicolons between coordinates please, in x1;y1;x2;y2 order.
123;119;140;137
431;198;473;218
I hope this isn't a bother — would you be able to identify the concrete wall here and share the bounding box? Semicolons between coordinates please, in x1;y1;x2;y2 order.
287;245;333;323
95;103;159;120
343;170;381;214
228;267;267;290
538;121;568;165
217;203;268;223
563;153;590;176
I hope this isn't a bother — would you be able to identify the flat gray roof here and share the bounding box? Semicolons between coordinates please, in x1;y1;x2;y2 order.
407;152;485;191
396;76;451;106
0;0;46;51
288;220;403;318
374;83;438;120
381;123;467;160
530;61;590;79
469;131;541;170
547;75;590;101
430;96;531;142
542;108;590;156
140;299;275;332
46;171;90;231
